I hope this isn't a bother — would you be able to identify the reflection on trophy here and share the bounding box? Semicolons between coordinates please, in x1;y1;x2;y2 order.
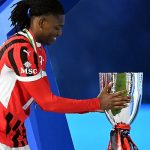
99;73;143;150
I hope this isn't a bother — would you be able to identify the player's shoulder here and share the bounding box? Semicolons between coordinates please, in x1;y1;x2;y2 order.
2;33;33;51
3;34;27;45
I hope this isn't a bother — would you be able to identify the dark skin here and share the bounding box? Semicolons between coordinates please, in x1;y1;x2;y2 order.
29;14;131;112
97;82;131;112
30;14;64;45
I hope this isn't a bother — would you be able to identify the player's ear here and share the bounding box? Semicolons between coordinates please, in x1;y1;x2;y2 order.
38;17;46;31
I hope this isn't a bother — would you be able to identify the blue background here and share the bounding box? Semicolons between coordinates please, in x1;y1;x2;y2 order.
0;0;150;150
49;0;150;104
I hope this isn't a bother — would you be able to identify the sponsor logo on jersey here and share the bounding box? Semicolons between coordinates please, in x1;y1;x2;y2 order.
39;55;44;65
20;68;38;75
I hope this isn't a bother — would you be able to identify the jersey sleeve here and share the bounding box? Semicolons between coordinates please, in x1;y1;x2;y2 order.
7;42;42;82
21;77;100;113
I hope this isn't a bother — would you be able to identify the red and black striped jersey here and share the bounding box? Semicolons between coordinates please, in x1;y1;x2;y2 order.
0;29;100;148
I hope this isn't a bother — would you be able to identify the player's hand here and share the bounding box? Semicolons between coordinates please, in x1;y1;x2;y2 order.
97;82;131;111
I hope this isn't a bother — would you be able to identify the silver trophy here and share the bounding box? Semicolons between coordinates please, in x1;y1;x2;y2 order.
99;72;143;150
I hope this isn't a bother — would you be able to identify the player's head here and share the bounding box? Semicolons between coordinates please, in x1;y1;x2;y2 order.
10;0;65;45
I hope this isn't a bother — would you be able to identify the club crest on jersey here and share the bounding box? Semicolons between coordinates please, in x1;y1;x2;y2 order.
24;61;31;68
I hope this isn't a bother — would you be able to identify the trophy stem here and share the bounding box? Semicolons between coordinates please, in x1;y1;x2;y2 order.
108;123;138;150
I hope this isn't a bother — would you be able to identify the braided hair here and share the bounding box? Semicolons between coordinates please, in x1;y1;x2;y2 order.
9;0;64;31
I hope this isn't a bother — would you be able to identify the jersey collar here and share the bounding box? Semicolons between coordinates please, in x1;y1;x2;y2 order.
18;29;42;53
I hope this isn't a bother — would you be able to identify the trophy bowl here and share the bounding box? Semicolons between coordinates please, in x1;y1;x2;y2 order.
99;72;143;150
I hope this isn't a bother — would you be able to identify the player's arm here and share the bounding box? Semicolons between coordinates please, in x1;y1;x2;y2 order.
21;76;100;113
